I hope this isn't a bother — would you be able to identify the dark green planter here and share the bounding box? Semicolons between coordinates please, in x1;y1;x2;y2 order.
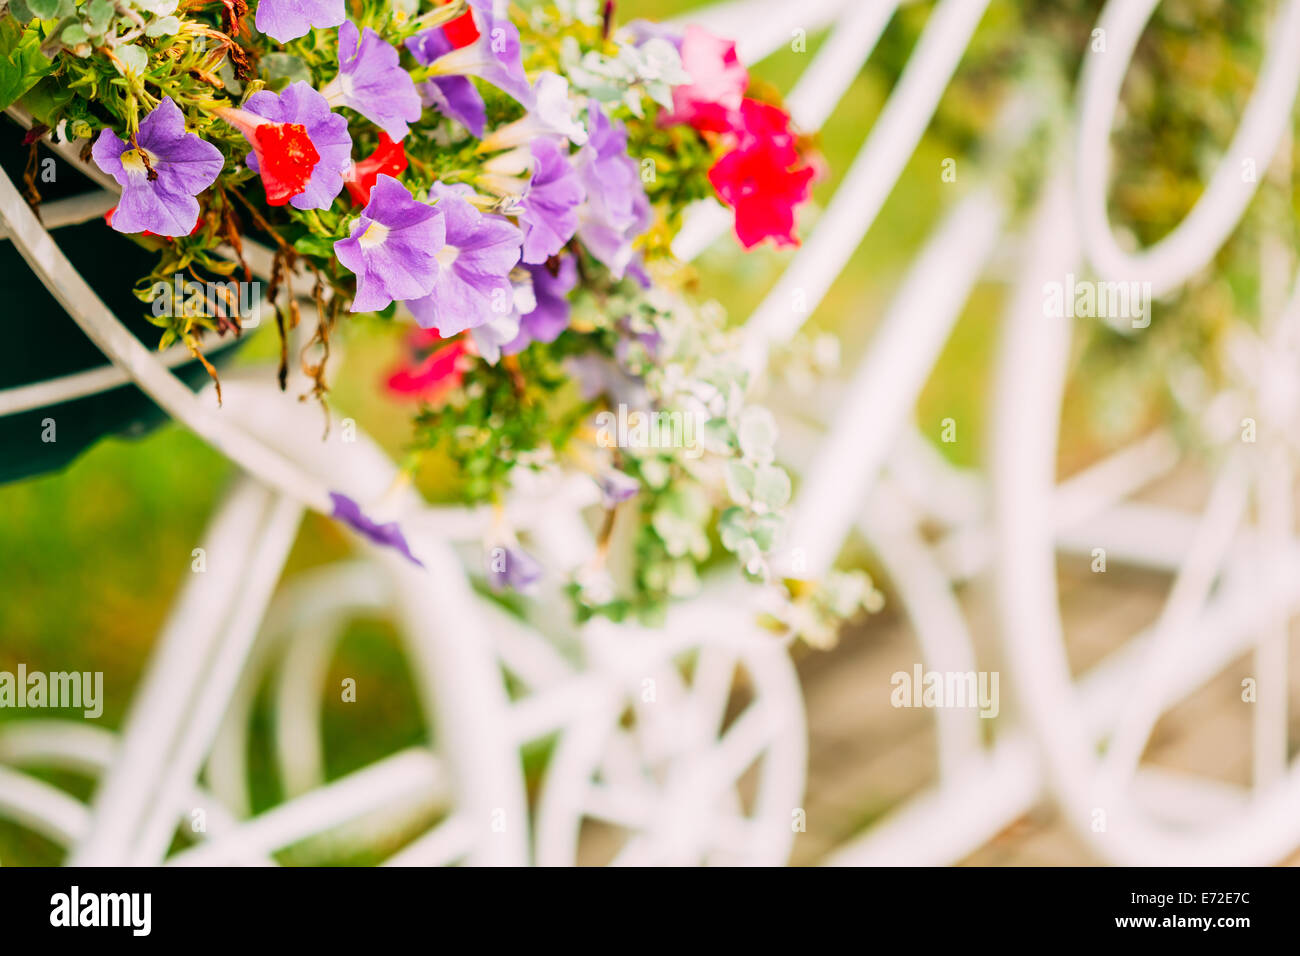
0;118;239;485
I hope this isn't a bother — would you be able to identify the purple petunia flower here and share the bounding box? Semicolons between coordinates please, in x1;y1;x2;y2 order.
573;100;651;279
565;353;650;408
323;21;423;141
405;0;532;137
470;271;535;364
405;29;487;137
622;19;685;52
478;72;588;151
330;492;424;567
255;0;345;43
406;182;523;337
597;469;641;506
519;139;583;264
487;543;542;593
92;97;224;237
504;258;578;354
334;174;443;313
244;82;351;211
615;316;663;368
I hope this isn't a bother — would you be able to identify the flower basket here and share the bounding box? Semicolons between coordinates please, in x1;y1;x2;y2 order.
0;118;241;484
0;0;881;641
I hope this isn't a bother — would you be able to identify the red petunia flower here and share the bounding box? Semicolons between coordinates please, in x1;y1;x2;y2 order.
104;205;204;239
386;332;470;402
344;132;409;206
214;106;321;206
441;0;480;49
729;98;798;162
707;99;815;249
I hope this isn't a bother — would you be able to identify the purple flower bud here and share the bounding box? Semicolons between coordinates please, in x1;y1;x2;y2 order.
487;544;542;593
503;258;578;355
598;469;640;506
330;492;423;567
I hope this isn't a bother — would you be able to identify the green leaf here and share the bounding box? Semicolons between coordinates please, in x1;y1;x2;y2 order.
725;460;756;504
737;406;778;463
18;76;75;127
0;20;54;111
61;23;88;46
85;0;115;33
701;416;735;454
8;0;37;23
717;507;749;551
115;44;149;78
145;15;181;38
261;53;311;85
292;234;336;258
26;0;63;17
752;464;791;510
751;514;784;552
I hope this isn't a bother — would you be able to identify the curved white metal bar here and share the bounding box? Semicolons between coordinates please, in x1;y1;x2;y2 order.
1075;0;1300;295
993;166;1300;865
781;189;1004;579
382;813;475;866
205;561;394;816
131;492;305;865
388;545;532;866
214;378;533;866
68;478;282;865
1094;456;1248;793
0;764;91;847
0;334;246;417
886;429;986;529
166;748;447;866
0;189;117;240
0;720;116;774
0;723;269;862
0;168;339;517
739;0;992;366
273;618;349;800
860;479;983;777
533;612;805;866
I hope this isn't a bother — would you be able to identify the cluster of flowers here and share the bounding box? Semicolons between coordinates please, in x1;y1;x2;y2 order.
4;0;875;637
658;23;815;249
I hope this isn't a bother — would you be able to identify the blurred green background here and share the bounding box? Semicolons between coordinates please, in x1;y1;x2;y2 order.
1;0;1290;863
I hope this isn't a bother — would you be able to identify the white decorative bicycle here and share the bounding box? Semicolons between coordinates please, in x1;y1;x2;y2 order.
2;0;1298;867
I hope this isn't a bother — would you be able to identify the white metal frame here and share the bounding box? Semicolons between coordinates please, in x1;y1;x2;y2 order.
3;0;1299;867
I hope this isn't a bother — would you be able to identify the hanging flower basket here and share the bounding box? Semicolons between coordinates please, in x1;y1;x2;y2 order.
0;0;878;640
0;120;247;483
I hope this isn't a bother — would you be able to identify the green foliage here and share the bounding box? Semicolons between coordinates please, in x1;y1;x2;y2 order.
0;17;52;109
413;339;593;504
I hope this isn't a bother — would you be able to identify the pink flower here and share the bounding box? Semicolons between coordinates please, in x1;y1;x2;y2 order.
666;25;748;133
